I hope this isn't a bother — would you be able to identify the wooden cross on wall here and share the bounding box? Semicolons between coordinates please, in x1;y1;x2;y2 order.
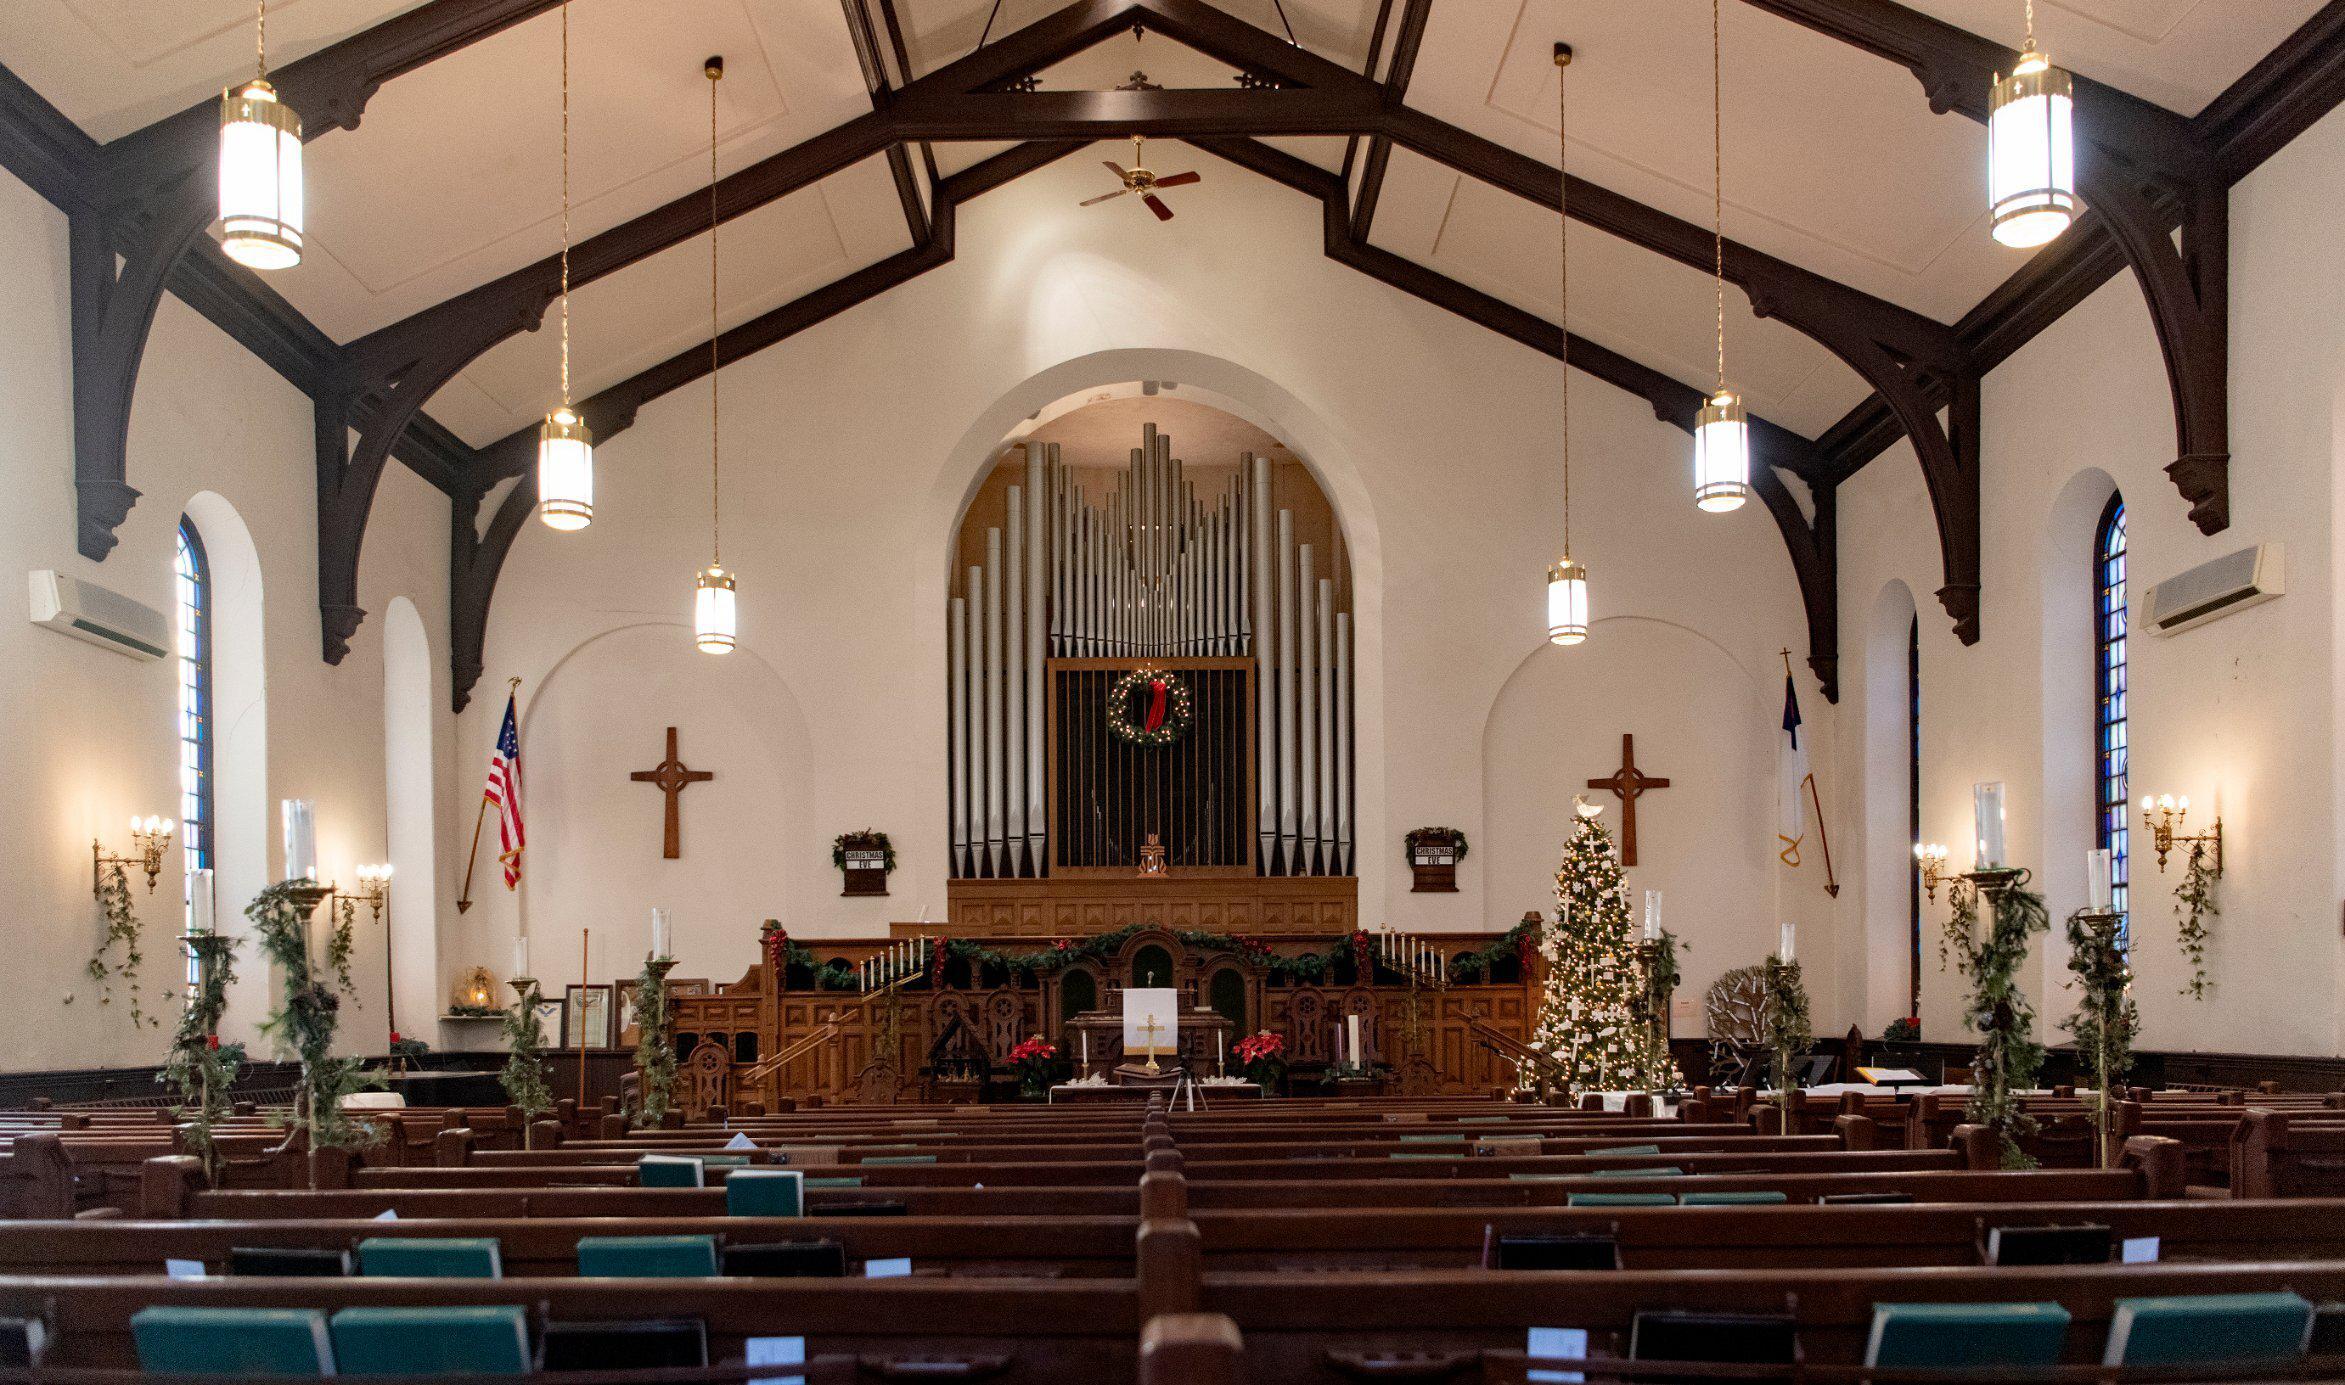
1587;733;1670;866
630;727;713;860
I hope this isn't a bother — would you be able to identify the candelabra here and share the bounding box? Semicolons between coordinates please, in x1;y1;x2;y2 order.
351;863;393;921
2141;795;2223;875
94;816;173;894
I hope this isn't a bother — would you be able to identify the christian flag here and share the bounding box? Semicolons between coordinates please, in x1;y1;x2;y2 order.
484;692;525;889
1777;673;1809;868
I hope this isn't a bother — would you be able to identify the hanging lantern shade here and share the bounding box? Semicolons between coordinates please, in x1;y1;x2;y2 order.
1546;556;1590;646
535;407;594;531
695;564;737;654
218;80;303;270
1693;388;1750;512
1989;46;2075;248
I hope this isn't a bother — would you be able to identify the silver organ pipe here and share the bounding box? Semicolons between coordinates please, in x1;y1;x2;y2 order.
1004;489;1023;875
1297;542;1318;876
984;527;1004;876
1026;446;1049;868
1335;610;1352;875
1317;575;1336;878
1276;510;1298;872
966;562;986;875
1250;455;1273;868
949;595;968;876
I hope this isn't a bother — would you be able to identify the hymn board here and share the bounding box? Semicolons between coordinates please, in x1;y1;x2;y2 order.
944;424;1357;925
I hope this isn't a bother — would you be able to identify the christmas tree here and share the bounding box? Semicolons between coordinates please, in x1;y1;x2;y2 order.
1524;805;1682;1096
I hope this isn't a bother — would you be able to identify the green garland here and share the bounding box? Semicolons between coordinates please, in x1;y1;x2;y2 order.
1759;956;1812;1128
1404;827;1470;863
1945;877;2051;1169
2174;845;2220;1000
831;831;897;873
160;933;245;1184
1444;919;1539;983
629;961;678;1127
326;896;359;1000
1639;929;1685;1090
1107;668;1194;746
82;861;161;1029
499;982;552;1138
2062;907;2138;1167
247;880;379;1160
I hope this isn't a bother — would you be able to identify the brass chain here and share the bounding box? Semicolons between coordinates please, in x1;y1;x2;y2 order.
558;2;572;409
708;61;723;566
1556;48;1571;555
1712;0;1727;395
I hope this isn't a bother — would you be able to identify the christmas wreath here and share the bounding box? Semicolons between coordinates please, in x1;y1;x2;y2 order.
831;832;896;873
1108;668;1194;746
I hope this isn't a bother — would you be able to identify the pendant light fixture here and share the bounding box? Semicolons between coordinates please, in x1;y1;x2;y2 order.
1544;43;1589;648
693;57;737;656
1988;0;2075;248
1692;0;1750;514
536;2;594;531
218;0;303;270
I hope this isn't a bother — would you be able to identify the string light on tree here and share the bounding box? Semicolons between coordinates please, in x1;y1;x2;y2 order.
536;2;594;532
693;57;738;655
1543;44;1590;648
217;0;303;271
1988;0;2076;249
1693;0;1749;513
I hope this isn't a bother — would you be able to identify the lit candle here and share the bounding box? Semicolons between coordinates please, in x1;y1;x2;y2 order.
650;908;672;960
1643;890;1663;942
2085;849;2113;911
1081;1030;1089;1067
280;799;316;881
1216;1028;1224;1066
513;935;529;979
1779;922;1796;965
1973;781;2007;870
1346;1013;1362;1069
189;868;215;936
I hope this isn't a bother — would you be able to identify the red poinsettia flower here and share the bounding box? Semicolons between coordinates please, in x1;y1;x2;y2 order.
206;1034;219;1051
1233;1029;1286;1063
1008;1036;1058;1064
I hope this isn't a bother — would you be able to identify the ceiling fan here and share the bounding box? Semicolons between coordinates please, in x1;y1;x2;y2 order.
1080;134;1201;221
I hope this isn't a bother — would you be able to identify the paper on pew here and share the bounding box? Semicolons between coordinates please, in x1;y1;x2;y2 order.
725;1132;757;1151
745;1336;805;1385
865;1258;911;1278
373;1209;398;1221
164;1259;204;1280
2122;1236;2160;1263
1527;1327;1586;1384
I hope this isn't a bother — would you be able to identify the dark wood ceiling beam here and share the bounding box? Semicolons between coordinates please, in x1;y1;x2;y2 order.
891;87;1382;138
1198;135;1841;700
839;0;930;247
1347;0;1429;243
448;141;1085;711
1735;0;2233;534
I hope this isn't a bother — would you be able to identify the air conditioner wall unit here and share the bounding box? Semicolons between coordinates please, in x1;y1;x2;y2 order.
28;570;169;661
2143;543;2283;637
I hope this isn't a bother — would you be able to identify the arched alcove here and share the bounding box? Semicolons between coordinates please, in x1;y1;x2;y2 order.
380;596;441;1039
181;491;269;1048
2037;467;2120;1026
1479;616;1770;1015
1860;579;1920;1032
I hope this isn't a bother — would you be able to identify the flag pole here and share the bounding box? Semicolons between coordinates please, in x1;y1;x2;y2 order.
456;677;522;914
577;927;591;1109
1780;650;1841;898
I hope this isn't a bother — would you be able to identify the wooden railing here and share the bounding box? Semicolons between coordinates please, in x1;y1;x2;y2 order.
1467;1016;1570;1091
734;975;919;1104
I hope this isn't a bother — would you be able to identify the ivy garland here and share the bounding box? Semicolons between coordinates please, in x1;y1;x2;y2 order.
1758;956;1812;1130
831;832;897;873
326;896;359;1001
1945;877;2052;1170
1107;668;1194;746
1404;827;1469;862
247;880;380;1164
629;961;679;1127
1639;928;1686;1090
160;933;245;1185
499;982;553;1142
2062;907;2138;1167
82;861;161;1029
2174;845;2221;1000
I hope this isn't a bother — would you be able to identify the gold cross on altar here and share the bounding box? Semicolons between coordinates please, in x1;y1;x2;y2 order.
1586;733;1670;866
629;727;714;860
1137;1014;1166;1073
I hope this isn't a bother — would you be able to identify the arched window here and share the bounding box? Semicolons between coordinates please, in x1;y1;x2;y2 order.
2094;495;2129;942
175;519;213;982
1906;613;1921;1019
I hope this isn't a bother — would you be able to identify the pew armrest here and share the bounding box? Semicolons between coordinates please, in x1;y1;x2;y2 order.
1140;1314;1242;1385
140;1155;204;1218
2120;1134;2188;1200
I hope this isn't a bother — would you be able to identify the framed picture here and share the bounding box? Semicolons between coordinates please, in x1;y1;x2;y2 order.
560;984;614;1050
615;980;642;1049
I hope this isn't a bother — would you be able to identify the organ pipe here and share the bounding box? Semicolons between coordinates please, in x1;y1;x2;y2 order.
1005;490;1023;875
1297;544;1318;876
1026;445;1049;867
984;528;1003;876
949;596;968;876
966;562;985;875
1251;454;1273;868
1277;510;1298;872
1317;576;1336;878
1335;611;1352;875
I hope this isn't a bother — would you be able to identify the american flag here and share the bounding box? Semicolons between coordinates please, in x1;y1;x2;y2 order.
484;692;525;889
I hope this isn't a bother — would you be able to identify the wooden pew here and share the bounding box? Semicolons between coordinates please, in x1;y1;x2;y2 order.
2234;1108;2345;1197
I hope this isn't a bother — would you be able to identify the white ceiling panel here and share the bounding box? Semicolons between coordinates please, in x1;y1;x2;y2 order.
897;0;1379;81
1895;0;2326;115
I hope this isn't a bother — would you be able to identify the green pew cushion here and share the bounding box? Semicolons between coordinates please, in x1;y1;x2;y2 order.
727;1169;807;1217
1398;1133;1468;1143
577;1234;719;1278
2104;1292;2314;1367
132;1307;332;1376
1568;1192;1676;1207
1509;1174;1576;1182
637;1155;706;1188
859;1154;937;1165
1589;1166;1683;1178
329;1306;530;1376
1682;1191;1790;1206
355;1236;502;1278
1388;1152;1455;1161
805;1176;865;1188
1590;1144;1662;1156
699;1154;751;1168
1867;1302;2071;1368
1457;1116;1513;1124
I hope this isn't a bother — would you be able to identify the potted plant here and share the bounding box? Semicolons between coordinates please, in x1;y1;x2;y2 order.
1883;1016;1920;1044
1233;1029;1286;1095
1404;827;1468;893
1008;1035;1059;1099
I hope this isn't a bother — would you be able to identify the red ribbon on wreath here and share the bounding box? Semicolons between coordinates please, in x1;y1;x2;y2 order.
761;922;788;983
1145;678;1169;732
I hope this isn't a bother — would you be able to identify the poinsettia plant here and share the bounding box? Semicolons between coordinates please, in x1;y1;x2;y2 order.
1232;1029;1287;1092
1008;1035;1059;1097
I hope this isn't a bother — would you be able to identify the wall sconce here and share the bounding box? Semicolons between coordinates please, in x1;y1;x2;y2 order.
1913;842;1950;901
94;816;173;895
352;863;393;921
2141;795;2223;874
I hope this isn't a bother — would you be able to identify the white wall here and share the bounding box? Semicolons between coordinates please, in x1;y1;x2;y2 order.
0;164;453;1071
458;147;1826;1015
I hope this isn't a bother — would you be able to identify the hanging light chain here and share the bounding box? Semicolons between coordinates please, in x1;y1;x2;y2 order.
708;59;723;568
1556;45;1571;556
256;0;268;83
558;2;572;409
1712;0;1726;395
2023;0;2036;49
